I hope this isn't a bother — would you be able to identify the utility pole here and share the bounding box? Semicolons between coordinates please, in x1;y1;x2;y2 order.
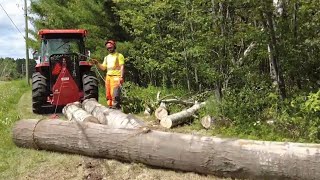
24;0;29;85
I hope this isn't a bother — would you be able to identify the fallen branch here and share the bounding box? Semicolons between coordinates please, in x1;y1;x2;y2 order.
160;99;194;106
160;102;206;128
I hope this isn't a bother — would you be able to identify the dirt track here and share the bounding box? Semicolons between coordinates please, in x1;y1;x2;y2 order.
17;91;230;180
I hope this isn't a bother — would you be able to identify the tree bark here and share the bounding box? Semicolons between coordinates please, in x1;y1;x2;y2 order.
13;119;320;180
62;102;100;124
82;98;145;129
201;115;215;129
160;102;206;128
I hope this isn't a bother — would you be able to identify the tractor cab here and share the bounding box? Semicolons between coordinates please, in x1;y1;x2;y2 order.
32;29;98;114
38;29;87;62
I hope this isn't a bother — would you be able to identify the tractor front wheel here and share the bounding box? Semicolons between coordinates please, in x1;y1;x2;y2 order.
32;72;49;114
83;71;99;101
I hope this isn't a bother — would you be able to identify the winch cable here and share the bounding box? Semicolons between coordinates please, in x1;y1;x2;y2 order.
50;60;67;119
76;53;106;83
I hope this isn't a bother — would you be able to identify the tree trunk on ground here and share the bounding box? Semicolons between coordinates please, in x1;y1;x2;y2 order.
62;102;100;124
13;119;320;180
82;98;145;129
160;102;206;128
201;115;215;129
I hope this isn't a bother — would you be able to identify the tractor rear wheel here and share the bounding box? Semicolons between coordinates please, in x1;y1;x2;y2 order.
32;72;49;114
83;71;99;101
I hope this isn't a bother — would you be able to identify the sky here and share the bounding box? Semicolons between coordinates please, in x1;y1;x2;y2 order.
0;0;33;59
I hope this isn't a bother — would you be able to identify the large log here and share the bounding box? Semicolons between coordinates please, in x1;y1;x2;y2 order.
62;102;100;124
82;98;145;129
160;102;206;128
13;119;320;180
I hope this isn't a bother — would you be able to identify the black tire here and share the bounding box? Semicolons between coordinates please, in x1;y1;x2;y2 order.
32;72;49;114
83;71;99;101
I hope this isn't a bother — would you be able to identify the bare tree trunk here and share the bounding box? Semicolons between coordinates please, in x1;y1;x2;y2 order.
82;99;145;129
215;81;223;101
293;1;302;89
182;37;191;92
160;102;206;128
262;7;287;99
13;119;320;180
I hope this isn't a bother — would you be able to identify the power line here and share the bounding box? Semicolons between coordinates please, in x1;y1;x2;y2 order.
0;2;25;39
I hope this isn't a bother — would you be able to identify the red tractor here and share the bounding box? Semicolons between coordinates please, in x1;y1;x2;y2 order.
32;29;98;114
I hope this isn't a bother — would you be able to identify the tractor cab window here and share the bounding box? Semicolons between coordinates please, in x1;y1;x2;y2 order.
41;38;82;61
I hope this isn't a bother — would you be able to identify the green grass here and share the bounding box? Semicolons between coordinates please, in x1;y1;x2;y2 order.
0;80;29;148
0;80;84;180
0;80;30;179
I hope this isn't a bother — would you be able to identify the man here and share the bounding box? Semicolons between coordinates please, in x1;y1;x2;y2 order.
91;40;125;109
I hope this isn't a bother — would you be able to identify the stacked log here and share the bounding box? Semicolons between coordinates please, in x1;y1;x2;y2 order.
82;98;145;129
62;102;100;124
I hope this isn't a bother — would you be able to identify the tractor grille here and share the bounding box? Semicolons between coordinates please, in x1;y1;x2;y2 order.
49;54;80;90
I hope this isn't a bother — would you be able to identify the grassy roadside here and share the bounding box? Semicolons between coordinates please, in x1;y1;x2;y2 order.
0;81;83;180
0;80;29;151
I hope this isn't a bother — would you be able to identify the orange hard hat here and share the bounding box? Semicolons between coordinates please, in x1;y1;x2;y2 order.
105;40;116;48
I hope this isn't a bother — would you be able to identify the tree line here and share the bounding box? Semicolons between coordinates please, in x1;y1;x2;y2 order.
0;57;35;80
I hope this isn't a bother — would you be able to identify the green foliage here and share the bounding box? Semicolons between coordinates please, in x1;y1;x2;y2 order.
203;88;320;143
302;90;320;112
0;58;32;80
121;82;145;113
270;90;320;142
121;82;188;114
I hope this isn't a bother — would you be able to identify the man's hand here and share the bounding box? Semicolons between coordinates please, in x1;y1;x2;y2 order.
120;77;124;84
90;59;99;65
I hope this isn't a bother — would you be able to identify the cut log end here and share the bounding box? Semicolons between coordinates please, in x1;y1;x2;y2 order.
160;117;172;129
155;107;168;121
63;102;100;124
201;115;215;129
